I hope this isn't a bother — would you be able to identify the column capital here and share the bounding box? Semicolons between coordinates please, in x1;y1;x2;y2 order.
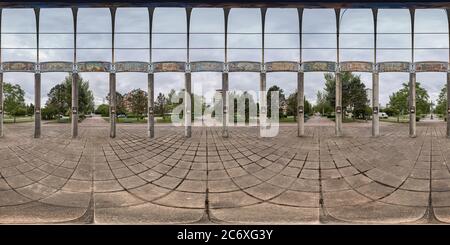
298;63;304;73
185;62;191;73
35;63;41;74
72;63;78;74
261;63;266;73
223;63;229;73
409;63;416;73
110;63;116;74
373;63;379;73
148;63;154;74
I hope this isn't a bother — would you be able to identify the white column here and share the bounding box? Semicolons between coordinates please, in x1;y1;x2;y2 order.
259;8;267;137
372;8;380;137
447;72;450;138
335;8;343;137
0;73;3;138
71;8;78;138
148;7;155;138
446;9;450;138
409;8;416;138
185;8;192;138
297;8;304;137
34;8;41;138
109;7;117;138
0;9;3;137
222;8;230;138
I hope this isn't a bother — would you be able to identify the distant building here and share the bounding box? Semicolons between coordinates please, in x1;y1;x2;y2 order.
123;90;148;113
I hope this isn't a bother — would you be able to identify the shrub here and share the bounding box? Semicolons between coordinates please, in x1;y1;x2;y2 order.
95;104;109;117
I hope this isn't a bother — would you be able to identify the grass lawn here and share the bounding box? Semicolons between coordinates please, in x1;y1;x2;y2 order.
380;116;410;123
103;116;176;124
156;117;172;123
279;116;296;123
103;117;148;123
3;115;34;123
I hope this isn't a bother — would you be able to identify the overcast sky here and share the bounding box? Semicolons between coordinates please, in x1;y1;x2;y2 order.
1;8;448;107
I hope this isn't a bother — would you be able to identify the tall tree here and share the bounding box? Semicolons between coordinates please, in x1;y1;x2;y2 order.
95;104;110;117
46;83;69;116
286;91;312;120
266;85;286;118
314;90;332;115
106;92;126;115
127;89;148;120
155;92;167;117
44;75;95;119
435;84;447;116
230;91;257;123
4;83;26;123
324;72;370;119
388;82;430;122
27;103;35;116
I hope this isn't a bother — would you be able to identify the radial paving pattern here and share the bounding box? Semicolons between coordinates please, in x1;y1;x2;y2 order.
1;118;450;224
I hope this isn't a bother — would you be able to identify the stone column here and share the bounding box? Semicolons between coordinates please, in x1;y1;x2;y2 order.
409;8;416;138
335;8;342;137
222;72;229;137
71;8;78;138
372;8;380;137
446;9;450;138
110;7;116;138
109;73;116;138
185;8;192;138
372;71;380;136
222;8;230;138
409;71;416;137
148;73;154;138
335;72;343;136
259;8;267;137
259;71;267;136
297;8;304;137
447;72;450;138
0;9;3;137
0;73;3;138
297;71;305;136
34;8;41;138
185;72;192;137
148;7;155;138
72;72;79;137
34;73;41;138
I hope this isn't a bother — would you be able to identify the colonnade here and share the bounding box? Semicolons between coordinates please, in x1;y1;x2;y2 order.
0;7;449;139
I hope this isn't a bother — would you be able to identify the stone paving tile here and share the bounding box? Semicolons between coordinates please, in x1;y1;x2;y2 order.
2;120;450;224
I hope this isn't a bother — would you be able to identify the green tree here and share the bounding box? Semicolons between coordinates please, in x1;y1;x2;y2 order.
46;83;69;117
166;89;180;113
106;92;126;115
27;103;35;116
286;91;312;120
127;89;148;120
95;104;110;117
41;105;58;120
44;75;95;120
155;93;167;117
324;72;370;119
435;84;447;116
4;83;26;123
388;82;430;122
229;91;257;123
314;90;332;115
267;85;286;118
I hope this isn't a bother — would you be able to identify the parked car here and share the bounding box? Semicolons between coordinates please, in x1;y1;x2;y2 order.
379;112;388;119
117;114;127;118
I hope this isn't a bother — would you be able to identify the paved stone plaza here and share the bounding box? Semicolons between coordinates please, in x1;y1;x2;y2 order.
1;117;450;224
